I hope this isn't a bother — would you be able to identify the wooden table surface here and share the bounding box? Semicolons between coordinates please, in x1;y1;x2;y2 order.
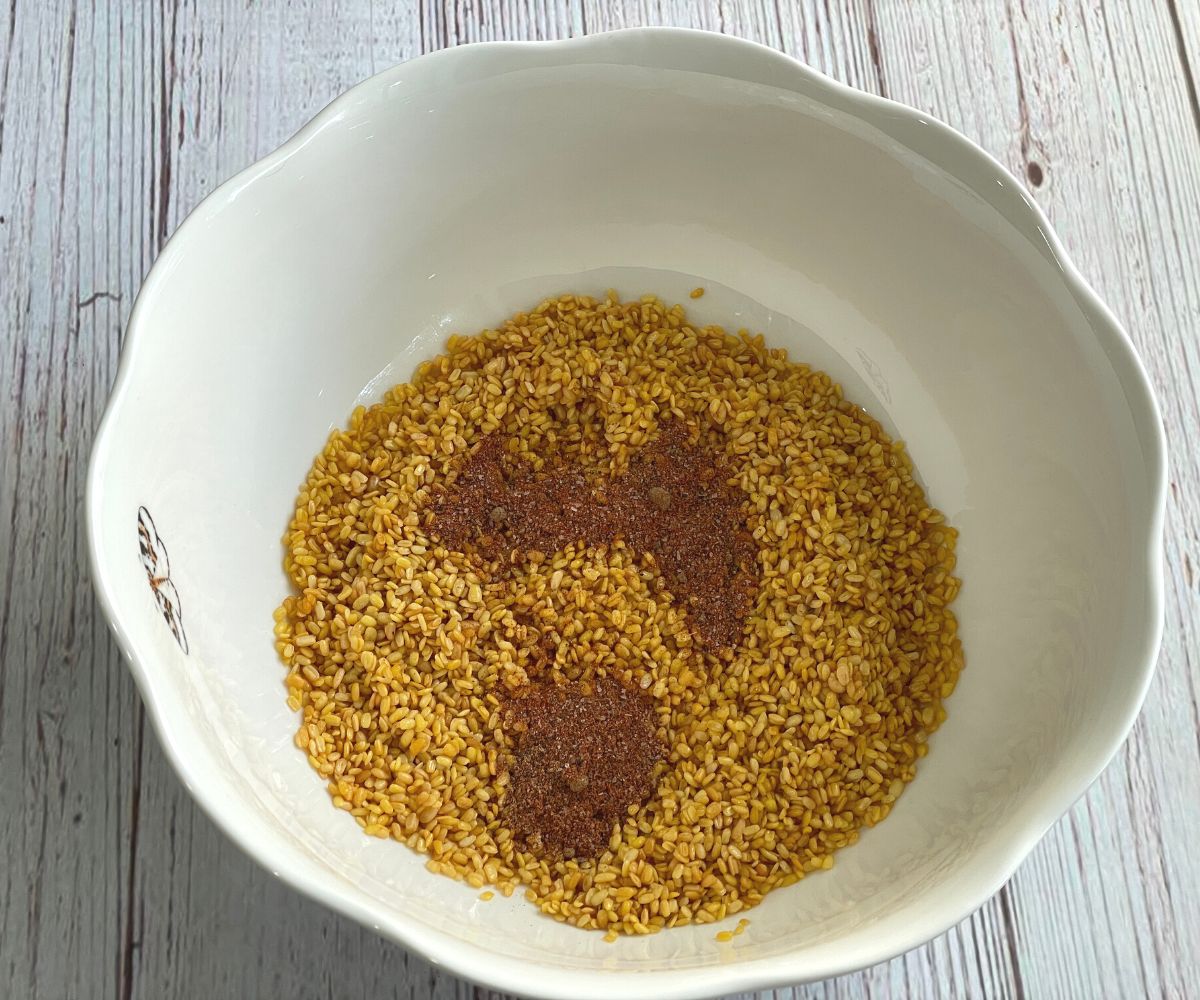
3;2;1199;997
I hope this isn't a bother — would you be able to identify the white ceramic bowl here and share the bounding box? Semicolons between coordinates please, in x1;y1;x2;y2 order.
88;28;1166;999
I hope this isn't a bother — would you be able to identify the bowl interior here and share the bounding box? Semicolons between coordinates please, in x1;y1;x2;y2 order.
90;33;1159;994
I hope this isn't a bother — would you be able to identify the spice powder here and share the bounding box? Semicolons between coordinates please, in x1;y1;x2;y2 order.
502;677;664;858
430;419;760;858
430;420;759;650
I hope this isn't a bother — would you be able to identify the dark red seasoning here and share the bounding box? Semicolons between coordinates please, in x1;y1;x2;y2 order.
429;421;759;651
501;677;664;859
430;421;759;859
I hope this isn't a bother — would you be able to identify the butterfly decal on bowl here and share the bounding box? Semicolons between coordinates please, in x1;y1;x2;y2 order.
136;506;189;654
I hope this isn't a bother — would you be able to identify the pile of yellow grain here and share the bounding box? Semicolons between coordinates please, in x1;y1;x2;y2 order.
274;292;963;935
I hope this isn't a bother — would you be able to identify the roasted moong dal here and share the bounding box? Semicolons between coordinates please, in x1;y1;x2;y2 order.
274;292;964;935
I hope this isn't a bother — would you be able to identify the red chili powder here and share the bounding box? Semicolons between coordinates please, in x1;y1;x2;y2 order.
501;676;663;859
429;421;759;650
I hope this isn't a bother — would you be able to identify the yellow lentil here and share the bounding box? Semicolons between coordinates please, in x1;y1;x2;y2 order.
274;292;963;936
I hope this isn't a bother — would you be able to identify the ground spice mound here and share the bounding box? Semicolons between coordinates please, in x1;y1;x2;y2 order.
274;291;964;936
429;420;757;649
502;677;664;858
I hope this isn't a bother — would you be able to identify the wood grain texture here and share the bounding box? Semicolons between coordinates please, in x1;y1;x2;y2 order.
1;2;1197;998
1168;0;1200;125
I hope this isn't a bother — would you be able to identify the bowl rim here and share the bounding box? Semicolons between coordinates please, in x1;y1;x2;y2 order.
86;26;1167;999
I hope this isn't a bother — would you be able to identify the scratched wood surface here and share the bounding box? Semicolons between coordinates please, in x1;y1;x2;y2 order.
2;2;1198;998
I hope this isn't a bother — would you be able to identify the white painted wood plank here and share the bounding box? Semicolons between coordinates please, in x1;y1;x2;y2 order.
0;2;142;998
1168;0;1200;113
1;1;1198;999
